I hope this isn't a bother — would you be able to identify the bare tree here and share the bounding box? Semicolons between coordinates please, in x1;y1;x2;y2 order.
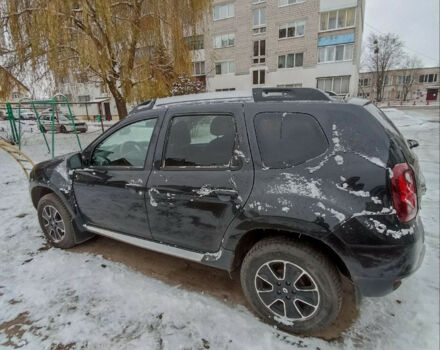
398;55;423;101
365;33;404;102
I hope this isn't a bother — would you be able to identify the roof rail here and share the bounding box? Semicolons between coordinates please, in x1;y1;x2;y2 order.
252;88;331;102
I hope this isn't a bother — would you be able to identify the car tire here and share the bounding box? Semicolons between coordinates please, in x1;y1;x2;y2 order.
240;237;342;335
37;193;76;249
40;126;47;133
60;125;67;133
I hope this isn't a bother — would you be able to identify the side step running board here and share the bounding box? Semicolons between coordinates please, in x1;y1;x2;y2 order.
84;224;206;262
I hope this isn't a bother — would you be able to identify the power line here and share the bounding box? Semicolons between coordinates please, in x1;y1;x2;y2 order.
364;22;439;64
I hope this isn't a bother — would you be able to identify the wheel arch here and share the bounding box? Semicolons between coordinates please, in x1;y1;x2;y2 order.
231;228;352;281
31;185;75;216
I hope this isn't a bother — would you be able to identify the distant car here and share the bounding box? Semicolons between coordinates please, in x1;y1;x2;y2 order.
19;110;37;120
39;113;88;133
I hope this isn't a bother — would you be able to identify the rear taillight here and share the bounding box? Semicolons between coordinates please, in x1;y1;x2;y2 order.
391;163;418;222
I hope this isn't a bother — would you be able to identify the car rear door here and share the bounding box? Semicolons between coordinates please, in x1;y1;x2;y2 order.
146;103;254;253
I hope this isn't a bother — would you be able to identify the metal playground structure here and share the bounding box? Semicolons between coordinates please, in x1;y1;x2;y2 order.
1;94;83;178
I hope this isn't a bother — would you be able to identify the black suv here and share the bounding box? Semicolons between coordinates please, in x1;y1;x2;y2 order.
30;88;425;334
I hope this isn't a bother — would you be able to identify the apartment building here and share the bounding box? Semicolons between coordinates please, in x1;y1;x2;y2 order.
358;66;440;102
190;0;365;96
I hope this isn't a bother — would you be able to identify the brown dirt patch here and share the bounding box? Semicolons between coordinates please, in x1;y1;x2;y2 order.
71;236;359;340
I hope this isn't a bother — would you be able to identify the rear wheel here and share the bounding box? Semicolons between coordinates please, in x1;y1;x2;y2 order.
60;125;67;133
37;193;76;249
240;237;342;334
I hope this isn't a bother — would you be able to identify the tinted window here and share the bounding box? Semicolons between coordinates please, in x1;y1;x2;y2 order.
364;103;402;136
91;119;156;167
255;112;328;168
164;114;236;167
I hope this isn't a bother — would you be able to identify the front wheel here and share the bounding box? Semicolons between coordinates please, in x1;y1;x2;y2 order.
240;237;342;335
37;193;76;249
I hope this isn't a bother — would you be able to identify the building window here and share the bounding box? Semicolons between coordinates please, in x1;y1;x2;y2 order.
186;35;204;50
419;74;438;83
215;61;235;75
252;0;265;4
318;44;353;63
278;53;304;68
320;8;355;31
77;72;89;83
78;95;91;106
384;75;391;85
213;3;234;21
279;20;305;39
216;88;236;91
397;75;412;85
252;8;266;34
213;33;235;49
192;62;205;76
253;40;266;64
279;0;305;7
317;76;350;95
11;92;20;99
253;70;266;85
359;78;370;87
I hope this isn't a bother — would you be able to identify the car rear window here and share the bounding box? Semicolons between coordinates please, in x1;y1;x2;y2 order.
364;103;402;136
254;112;328;169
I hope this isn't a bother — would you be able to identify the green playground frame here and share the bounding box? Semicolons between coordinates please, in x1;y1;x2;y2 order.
6;94;82;158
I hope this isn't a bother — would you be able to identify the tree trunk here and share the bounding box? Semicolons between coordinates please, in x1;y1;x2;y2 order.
115;96;128;120
107;79;128;119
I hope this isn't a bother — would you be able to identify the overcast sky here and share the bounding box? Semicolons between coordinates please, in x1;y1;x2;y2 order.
363;0;440;67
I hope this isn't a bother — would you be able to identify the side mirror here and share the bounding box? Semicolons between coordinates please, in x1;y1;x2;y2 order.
67;153;83;170
407;139;419;149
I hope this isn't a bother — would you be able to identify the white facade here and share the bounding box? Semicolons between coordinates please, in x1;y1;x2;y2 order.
197;0;364;96
58;82;122;119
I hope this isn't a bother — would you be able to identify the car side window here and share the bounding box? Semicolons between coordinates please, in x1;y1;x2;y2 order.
163;114;236;168
254;112;328;168
91;118;157;167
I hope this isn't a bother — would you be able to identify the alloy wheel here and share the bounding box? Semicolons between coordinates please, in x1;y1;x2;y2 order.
41;205;66;243
254;260;320;321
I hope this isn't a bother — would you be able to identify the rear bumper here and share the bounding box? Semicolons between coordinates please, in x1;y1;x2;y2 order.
75;124;88;132
348;216;425;297
353;241;425;297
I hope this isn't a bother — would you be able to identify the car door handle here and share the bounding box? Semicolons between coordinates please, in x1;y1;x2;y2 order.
213;189;238;197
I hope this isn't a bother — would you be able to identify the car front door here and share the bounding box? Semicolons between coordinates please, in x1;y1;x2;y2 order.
146;104;254;253
73;116;160;238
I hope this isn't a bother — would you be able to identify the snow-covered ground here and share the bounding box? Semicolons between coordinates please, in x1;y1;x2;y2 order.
0;108;439;349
